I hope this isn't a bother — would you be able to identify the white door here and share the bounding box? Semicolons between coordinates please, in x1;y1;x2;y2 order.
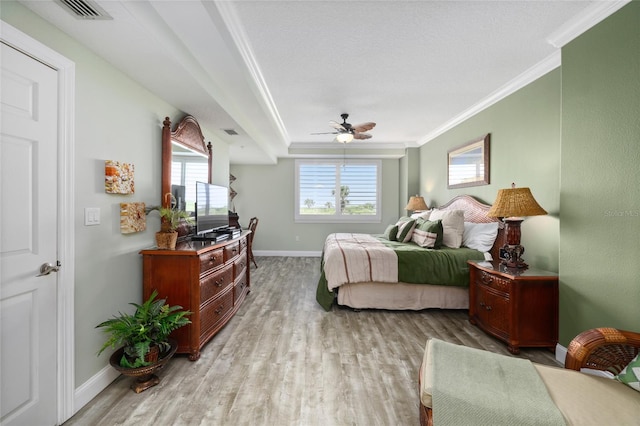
1;42;59;426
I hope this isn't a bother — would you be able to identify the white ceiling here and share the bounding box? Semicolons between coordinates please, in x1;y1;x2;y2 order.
17;0;628;164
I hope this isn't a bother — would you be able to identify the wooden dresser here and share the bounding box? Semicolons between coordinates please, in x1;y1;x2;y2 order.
140;231;250;360
468;260;558;354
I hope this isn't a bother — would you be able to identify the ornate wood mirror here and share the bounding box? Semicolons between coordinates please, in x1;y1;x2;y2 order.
161;115;212;211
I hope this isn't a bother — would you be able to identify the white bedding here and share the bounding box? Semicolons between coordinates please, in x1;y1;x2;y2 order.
323;233;398;291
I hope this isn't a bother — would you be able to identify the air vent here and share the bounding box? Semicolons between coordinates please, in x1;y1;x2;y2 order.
56;0;112;20
223;129;239;136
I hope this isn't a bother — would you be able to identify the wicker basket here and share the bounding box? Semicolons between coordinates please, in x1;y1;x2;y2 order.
155;231;177;250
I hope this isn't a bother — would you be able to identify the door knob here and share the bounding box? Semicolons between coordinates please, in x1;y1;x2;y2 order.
36;262;60;277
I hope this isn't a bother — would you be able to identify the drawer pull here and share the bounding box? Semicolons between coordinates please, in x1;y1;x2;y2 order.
215;279;224;287
480;272;493;285
209;255;217;263
479;301;491;311
215;304;225;315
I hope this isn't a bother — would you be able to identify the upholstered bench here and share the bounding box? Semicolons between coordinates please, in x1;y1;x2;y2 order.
419;328;640;426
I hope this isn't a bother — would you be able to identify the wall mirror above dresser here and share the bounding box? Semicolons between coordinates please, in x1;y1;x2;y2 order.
161;115;212;213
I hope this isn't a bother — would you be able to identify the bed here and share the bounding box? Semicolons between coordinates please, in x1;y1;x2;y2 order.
316;195;505;311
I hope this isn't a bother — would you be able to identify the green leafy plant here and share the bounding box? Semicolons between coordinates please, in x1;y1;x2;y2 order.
96;290;191;368
158;205;192;232
148;193;194;232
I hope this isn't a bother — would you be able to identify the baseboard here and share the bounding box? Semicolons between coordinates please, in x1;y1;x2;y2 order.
555;343;567;365
73;365;120;415
253;250;322;257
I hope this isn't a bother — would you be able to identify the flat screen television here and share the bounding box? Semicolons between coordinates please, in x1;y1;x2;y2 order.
195;181;229;235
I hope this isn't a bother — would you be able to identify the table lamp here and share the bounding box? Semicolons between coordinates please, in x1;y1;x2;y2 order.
487;183;547;268
405;195;428;214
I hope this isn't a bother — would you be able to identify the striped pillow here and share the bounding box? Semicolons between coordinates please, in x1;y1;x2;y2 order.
395;217;417;243
411;219;443;248
383;224;399;241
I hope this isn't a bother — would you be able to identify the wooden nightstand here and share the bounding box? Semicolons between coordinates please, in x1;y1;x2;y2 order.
468;260;559;354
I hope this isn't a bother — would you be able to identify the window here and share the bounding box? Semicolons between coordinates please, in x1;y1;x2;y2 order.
171;155;208;211
295;159;381;223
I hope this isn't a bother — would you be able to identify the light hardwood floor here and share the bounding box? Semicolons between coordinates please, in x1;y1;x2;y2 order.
65;256;559;426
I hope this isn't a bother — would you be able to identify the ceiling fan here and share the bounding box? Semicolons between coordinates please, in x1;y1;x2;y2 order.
311;113;376;143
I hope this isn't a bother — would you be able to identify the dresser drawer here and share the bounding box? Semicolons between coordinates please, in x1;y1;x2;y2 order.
234;274;248;304
199;248;224;275
200;263;233;305
239;235;248;251
224;241;240;261
200;289;233;338
234;252;247;279
477;270;510;294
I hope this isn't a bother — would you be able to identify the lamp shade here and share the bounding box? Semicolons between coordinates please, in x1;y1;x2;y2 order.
405;195;428;211
336;133;354;143
487;185;547;218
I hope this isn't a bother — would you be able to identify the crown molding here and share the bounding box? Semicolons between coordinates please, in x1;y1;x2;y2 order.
213;1;290;143
546;0;631;48
418;51;561;146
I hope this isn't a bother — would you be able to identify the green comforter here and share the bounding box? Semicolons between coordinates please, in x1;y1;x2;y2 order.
316;236;485;311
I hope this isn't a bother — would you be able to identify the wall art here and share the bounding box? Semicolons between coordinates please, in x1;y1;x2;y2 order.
120;202;146;233
105;160;135;194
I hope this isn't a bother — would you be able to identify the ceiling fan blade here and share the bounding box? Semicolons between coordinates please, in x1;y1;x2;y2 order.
352;122;376;133
329;120;347;131
311;132;338;135
353;133;372;140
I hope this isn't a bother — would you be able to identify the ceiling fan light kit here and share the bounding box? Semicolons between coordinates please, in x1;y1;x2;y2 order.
336;133;354;143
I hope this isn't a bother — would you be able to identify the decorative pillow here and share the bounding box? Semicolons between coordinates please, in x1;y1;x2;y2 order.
383;224;399;241
463;222;500;252
395;217;417;243
411;210;432;221
428;209;465;248
411;219;443;248
615;354;640;393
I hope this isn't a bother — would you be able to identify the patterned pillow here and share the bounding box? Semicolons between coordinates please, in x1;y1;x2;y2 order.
395;217;417;243
615;354;640;392
411;219;443;248
383;224;399;241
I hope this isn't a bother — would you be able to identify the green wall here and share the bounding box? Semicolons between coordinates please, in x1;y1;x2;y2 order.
419;69;562;272
1;2;229;387
230;158;400;252
559;2;640;343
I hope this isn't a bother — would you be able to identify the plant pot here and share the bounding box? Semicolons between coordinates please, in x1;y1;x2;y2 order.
156;231;178;250
145;344;160;363
109;340;178;393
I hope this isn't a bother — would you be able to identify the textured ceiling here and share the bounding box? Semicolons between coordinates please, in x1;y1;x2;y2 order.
16;0;629;164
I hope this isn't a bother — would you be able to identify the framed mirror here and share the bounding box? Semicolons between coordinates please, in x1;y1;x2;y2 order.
447;134;490;189
161;116;212;212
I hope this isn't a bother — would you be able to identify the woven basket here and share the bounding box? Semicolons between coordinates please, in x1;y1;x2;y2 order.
155;231;178;250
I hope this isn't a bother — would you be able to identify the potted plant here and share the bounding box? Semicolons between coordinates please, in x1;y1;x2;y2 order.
149;193;193;249
96;290;191;392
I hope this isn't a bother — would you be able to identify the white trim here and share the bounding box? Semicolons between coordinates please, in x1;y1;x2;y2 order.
546;0;631;48
555;342;567;365
418;51;561;145
254;250;322;258
0;20;77;424
74;366;120;412
214;1;290;144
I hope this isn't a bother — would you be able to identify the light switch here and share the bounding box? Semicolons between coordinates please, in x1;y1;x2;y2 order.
84;207;101;226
